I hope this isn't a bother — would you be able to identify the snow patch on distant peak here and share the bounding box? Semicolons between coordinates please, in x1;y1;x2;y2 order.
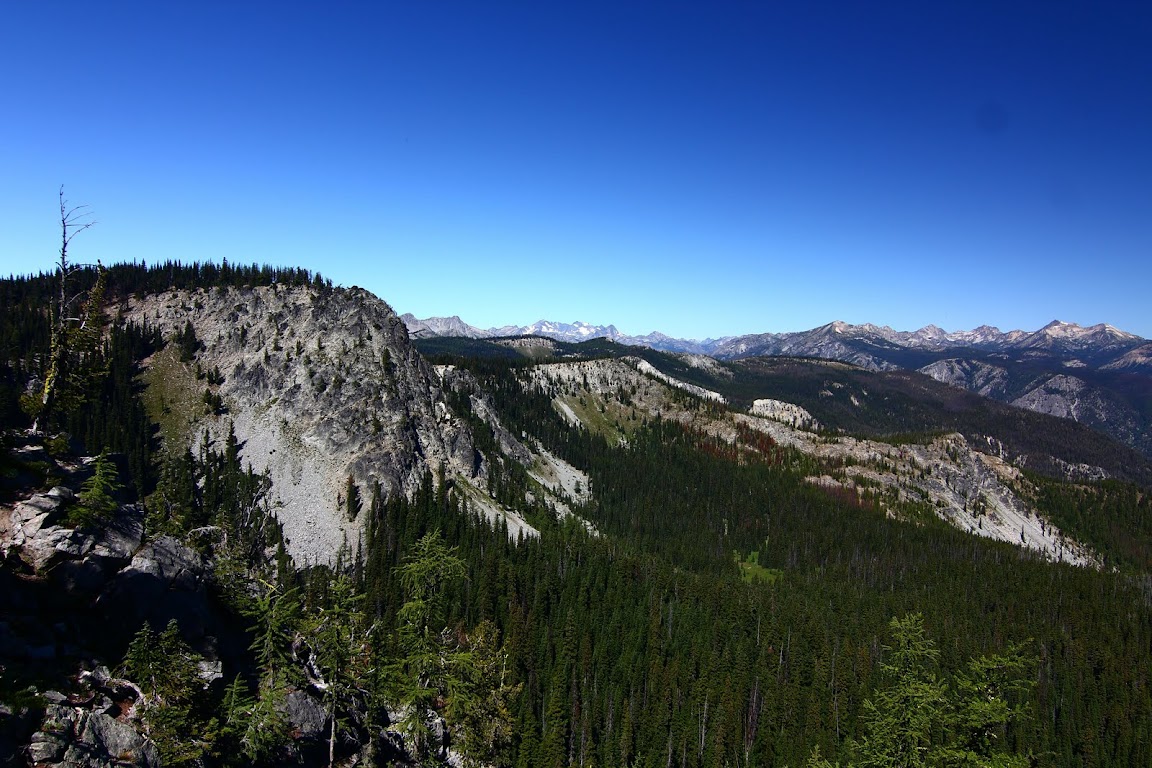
1038;320;1077;336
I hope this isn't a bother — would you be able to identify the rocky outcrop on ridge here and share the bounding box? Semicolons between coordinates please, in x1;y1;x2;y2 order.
518;357;1096;565
125;285;485;565
749;398;821;430
1;482;219;660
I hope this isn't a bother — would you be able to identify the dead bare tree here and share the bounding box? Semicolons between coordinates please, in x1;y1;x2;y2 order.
28;186;105;434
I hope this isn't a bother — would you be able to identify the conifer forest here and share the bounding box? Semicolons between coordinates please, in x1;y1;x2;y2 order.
2;262;1151;767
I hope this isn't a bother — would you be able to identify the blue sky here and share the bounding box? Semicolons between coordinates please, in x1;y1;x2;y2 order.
2;2;1150;340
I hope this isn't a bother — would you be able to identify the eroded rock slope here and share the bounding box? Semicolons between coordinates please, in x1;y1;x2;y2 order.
126;285;483;564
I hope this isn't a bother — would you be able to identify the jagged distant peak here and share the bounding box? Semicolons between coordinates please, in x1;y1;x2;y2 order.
523;319;622;338
966;324;1005;337
401;313;490;339
402;313;1145;360
1018;320;1143;348
915;323;946;338
1037;319;1081;336
1033;320;1136;338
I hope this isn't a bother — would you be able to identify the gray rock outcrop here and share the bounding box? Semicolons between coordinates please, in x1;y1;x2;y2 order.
3;491;144;593
28;704;160;768
94;535;213;646
125;285;484;565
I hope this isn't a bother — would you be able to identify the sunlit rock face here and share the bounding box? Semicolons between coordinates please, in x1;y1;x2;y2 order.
127;285;483;565
919;359;1010;399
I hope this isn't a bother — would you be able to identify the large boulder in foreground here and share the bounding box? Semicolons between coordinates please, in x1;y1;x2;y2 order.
29;704;160;768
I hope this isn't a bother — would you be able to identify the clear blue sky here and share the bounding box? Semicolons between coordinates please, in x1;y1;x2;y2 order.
3;2;1150;340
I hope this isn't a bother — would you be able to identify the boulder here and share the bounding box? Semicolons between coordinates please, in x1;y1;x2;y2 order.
29;704;160;768
78;711;159;766
4;492;67;567
3;498;144;580
284;689;328;739
95;535;213;647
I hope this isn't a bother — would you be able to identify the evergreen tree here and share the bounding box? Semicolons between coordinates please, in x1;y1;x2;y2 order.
148;447;198;536
218;674;256;759
121;619;216;765
856;614;947;768
303;571;375;768
26;189;104;433
346;474;362;521
387;530;468;761
855;614;1035;768
451;619;521;768
937;647;1035;768
239;582;300;763
71;449;122;527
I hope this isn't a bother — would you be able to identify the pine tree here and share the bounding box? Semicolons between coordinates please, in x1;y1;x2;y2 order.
937;646;1035;768
72;449;122;528
219;674;256;759
856;614;948;768
346;474;362;521
304;572;375;768
855;614;1036;768
452;619;521;768
26;188;103;433
121;619;214;765
149;448;198;536
387;530;468;760
239;582;300;763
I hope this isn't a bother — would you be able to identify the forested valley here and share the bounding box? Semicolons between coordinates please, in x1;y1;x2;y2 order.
2;263;1151;767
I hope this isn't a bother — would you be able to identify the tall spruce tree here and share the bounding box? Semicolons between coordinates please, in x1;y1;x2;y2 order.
388;530;468;760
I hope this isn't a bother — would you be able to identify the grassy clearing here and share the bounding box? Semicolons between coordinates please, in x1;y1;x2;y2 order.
737;551;784;584
556;392;649;444
139;345;210;453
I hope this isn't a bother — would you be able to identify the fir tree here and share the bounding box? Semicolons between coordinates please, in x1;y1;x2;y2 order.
71;449;122;528
387;530;468;760
121;619;215;765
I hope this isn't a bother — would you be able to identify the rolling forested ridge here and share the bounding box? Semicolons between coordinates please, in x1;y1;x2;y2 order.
2;262;1151;767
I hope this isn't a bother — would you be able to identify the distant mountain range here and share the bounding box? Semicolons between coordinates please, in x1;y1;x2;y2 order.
402;314;1148;368
402;314;1152;458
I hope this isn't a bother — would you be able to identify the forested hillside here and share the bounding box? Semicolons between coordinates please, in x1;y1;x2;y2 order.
2;263;1151;767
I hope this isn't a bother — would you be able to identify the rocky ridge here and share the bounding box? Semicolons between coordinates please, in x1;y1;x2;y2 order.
520;357;1096;565
96;285;1127;568
406;314;1152;459
125;285;488;566
126;286;603;565
403;315;1145;362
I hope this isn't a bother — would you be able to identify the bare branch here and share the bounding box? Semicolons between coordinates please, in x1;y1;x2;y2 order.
58;185;97;260
31;187;99;433
63;222;96;246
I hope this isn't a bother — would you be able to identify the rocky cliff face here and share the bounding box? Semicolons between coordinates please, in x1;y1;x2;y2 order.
918;359;1011;399
512;356;1097;565
920;362;1151;459
125;285;483;565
